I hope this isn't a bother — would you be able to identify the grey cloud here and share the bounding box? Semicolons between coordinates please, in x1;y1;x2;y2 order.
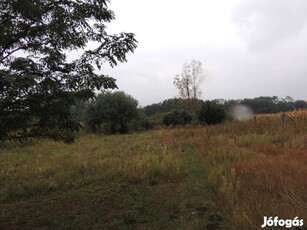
101;0;307;105
232;0;307;51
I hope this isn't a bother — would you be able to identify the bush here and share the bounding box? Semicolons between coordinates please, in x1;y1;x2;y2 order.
196;101;226;125
129;110;153;131
163;111;192;127
84;91;138;134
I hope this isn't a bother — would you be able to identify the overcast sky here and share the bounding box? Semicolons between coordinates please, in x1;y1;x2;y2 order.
102;0;307;106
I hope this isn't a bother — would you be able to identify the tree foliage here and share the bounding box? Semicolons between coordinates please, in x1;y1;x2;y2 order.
0;0;137;143
196;101;226;125
162;110;192;127
143;96;306;127
84;91;138;134
143;98;204;117
129;109;152;131
238;96;306;114
205;97;307;115
69;100;87;123
173;60;204;99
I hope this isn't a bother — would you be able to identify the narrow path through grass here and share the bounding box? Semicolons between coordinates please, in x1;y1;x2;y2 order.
178;143;228;230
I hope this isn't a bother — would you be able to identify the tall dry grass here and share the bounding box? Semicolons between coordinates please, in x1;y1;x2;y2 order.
0;131;181;203
173;112;307;229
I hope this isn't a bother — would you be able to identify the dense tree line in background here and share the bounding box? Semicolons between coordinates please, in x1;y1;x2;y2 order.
71;95;307;133
71;95;228;131
143;96;307;127
143;98;204;117
144;96;307;117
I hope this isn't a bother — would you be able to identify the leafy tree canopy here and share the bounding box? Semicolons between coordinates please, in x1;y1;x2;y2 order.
0;0;137;143
84;91;139;134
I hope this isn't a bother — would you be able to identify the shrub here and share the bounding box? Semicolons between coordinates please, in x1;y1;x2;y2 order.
129;110;153;131
196;101;226;125
163;111;192;127
84;91;138;134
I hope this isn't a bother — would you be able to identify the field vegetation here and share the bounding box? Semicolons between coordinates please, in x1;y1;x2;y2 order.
0;110;306;229
174;110;307;228
1;1;306;229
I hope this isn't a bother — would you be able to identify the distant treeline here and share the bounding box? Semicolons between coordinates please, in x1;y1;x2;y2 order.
70;95;307;134
143;98;204;117
143;96;307;117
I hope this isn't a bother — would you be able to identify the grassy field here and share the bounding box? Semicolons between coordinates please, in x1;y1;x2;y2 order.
0;113;306;229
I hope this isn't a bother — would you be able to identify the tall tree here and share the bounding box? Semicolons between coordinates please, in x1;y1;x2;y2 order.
0;0;137;143
173;60;204;99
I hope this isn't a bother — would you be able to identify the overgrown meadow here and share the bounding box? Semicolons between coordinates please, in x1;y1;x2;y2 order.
0;111;306;229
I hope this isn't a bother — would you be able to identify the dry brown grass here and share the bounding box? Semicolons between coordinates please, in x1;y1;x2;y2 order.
172;116;307;229
1;114;306;229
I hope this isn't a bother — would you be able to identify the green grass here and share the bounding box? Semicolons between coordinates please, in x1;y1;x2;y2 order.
177;143;228;229
0;131;218;229
1;117;306;229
